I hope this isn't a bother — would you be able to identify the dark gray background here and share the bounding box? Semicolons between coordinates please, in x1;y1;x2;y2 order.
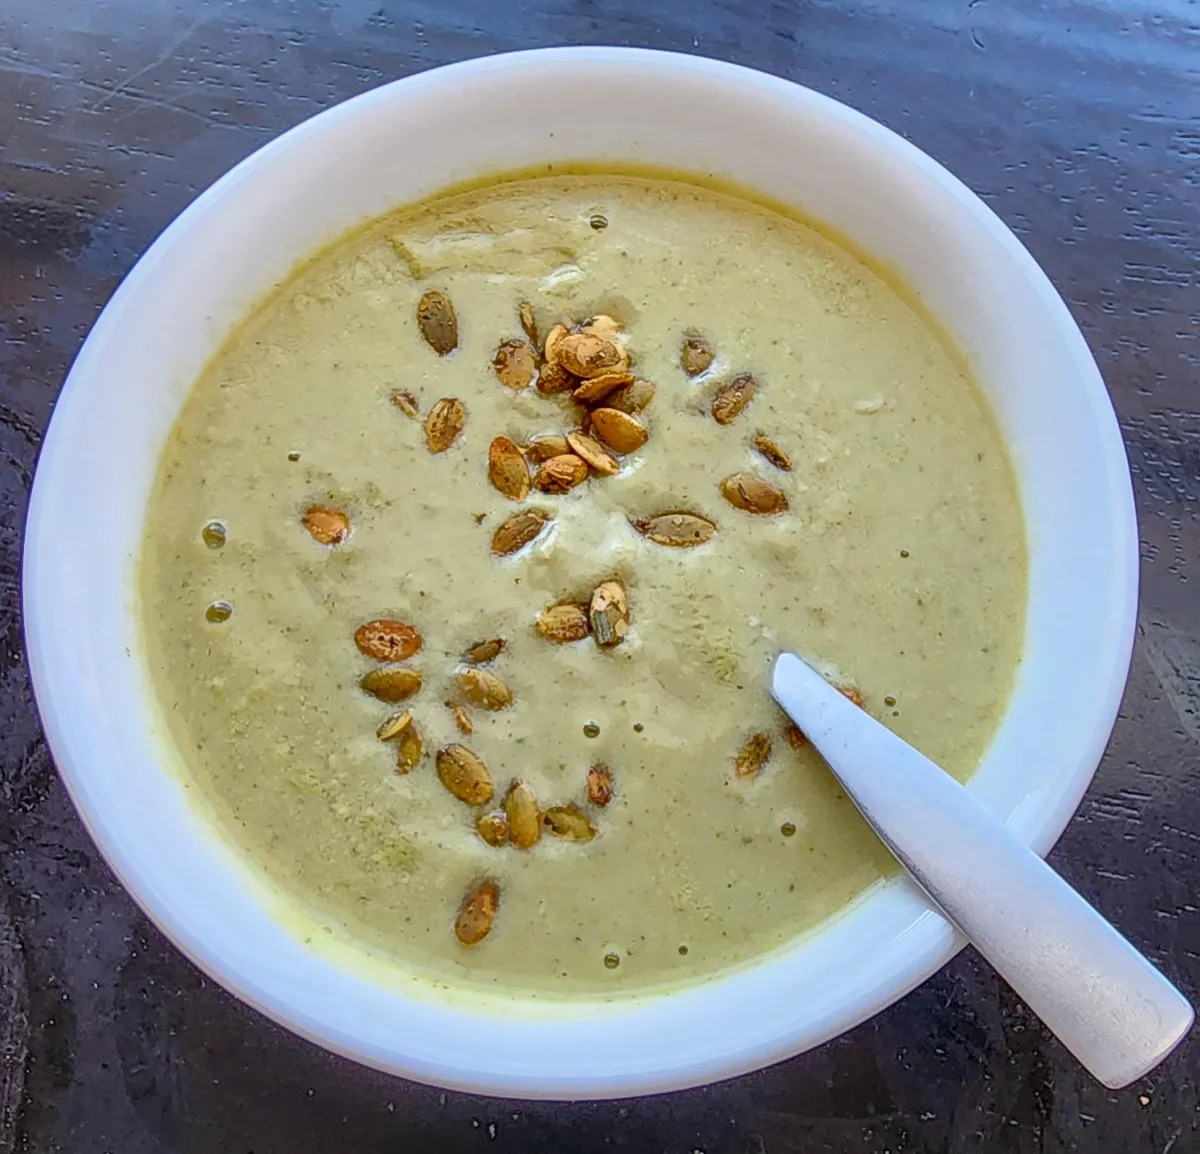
1;1;1198;1151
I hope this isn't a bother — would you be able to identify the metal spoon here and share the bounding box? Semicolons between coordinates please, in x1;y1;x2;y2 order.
772;652;1193;1089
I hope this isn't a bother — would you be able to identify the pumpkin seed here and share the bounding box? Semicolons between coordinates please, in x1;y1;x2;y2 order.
634;512;716;548
735;733;772;779
605;378;656;414
425;396;466;453
390;390;420;419
301;506;349;545
476;811;509;848
436;745;493;805
556;333;626;379
681;335;714;377
534;454;589;493
524;435;572;463
542;804;597;841
395;722;423;773
456;668;513;711
586;764;614;807
566;431;620;476
416;289;458;356
518;300;539;348
589;408;648;454
488;436;531;501
446;700;474;736
589;580;629;648
572;369;633;406
462;638;505;665
711;374;757;424
491;509;551;556
454;878;499;945
354;619;422;662
752;432;793;471
492;339;537;390
376;710;414;741
536;601;591;644
360;666;422;702
720;473;789;515
505;781;541;850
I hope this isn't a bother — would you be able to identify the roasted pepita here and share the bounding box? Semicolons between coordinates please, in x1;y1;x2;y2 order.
536;601;591;643
354;619;422;662
476;811;509;848
505;781;541;850
518;300;539;349
436;745;493;805
586;763;614;807
556;333;626;379
454;878;499;945
752;432;793;471
542;804;597;841
416;289;458;356
425;396;466;453
492;339;537;390
681;334;714;377
488;436;531;501
491;509;551;556
360;666;422;702
589;408;648;454
720;473;789;515
301;506;349;545
735;733;772;779
524;434;572;463
634;512;717;548
446;700;474;735
456;668;513;711
589;580;629;648
711;374;757;424
462;638;505;665
376;710;414;741
534;454;589;493
605;378;656;414
566;431;620;476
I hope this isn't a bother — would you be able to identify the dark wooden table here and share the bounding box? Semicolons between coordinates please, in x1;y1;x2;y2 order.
2;2;1197;1151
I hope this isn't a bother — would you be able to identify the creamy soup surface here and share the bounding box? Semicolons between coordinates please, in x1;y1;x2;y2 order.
140;172;1025;994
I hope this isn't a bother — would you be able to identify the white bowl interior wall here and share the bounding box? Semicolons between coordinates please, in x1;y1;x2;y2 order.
23;49;1136;1098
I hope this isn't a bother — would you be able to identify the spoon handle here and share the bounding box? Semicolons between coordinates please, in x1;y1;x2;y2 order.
772;653;1193;1089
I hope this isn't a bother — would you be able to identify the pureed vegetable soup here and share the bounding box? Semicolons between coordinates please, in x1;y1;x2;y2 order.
139;171;1025;992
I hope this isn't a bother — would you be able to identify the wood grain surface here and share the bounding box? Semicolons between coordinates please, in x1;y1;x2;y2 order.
1;1;1197;1151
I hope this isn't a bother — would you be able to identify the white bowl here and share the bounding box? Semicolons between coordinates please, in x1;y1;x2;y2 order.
23;48;1137;1099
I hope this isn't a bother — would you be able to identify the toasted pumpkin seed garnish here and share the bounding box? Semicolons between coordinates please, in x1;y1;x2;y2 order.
454;878;499;945
542;804;597;841
360;666;422;703
681;334;714;377
720;473;789;515
505;781;541;850
462;638;505;665
376;710;414;741
476;811;509;848
354;619;422;662
752;432;793;471
436;745;493;805
491;509;551;556
586;764;614;807
536;601;592;644
425;396;466;453
711;374;757;425
735;733;772;779
416;289;458;356
633;512;717;548
589;580;629;649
